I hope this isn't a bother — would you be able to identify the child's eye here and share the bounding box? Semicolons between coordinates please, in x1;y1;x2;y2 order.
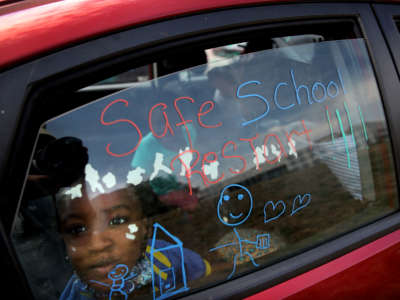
65;224;87;236
109;216;129;226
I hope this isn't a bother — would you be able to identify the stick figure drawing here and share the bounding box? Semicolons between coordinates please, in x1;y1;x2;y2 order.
90;264;136;300
209;184;270;280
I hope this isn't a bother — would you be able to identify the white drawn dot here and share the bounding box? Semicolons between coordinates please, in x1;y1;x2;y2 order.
64;184;82;199
102;172;116;189
126;167;146;186
85;164;105;193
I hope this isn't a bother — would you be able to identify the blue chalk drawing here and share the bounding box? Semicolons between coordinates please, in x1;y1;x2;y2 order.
217;184;253;227
256;234;270;249
263;200;286;223
90;264;136;300
291;193;312;216
150;223;189;300
210;184;270;280
159;268;176;294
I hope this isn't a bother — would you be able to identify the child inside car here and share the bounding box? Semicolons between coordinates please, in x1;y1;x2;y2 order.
57;181;209;300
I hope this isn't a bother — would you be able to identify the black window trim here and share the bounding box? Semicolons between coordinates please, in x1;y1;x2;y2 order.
373;4;400;78
1;3;400;299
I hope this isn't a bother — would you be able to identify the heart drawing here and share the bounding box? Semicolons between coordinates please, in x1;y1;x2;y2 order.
264;200;286;223
291;193;312;216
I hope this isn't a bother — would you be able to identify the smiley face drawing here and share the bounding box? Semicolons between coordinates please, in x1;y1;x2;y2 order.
217;184;253;227
210;184;270;280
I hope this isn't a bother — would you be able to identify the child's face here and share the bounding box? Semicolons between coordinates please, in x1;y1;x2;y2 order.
58;187;146;290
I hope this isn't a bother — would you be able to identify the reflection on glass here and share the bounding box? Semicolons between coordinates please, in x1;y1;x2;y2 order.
12;39;398;300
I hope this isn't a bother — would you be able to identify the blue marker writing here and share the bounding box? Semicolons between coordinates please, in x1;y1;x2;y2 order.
311;82;327;103
291;69;312;105
291;193;312;216
264;200;286;223
274;82;295;110
237;81;270;127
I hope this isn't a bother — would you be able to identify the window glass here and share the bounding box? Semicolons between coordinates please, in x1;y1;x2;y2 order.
80;34;327;92
12;37;398;300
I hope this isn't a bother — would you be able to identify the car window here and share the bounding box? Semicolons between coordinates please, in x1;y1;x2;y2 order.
11;31;398;300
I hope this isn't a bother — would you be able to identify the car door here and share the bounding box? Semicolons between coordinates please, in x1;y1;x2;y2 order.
1;2;400;300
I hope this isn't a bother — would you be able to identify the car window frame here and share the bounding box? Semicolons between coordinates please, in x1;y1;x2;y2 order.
373;4;400;76
1;3;400;299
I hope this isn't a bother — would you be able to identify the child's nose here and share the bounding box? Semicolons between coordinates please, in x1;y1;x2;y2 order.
87;230;114;253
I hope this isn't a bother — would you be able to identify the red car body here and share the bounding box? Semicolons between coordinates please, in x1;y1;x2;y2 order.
0;0;281;69
1;1;400;299
247;230;400;299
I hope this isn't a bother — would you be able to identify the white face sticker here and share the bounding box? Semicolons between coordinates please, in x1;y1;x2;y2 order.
71;247;76;252
126;167;146;186
64;184;82;199
102;172;116;189
128;224;138;233
85;164;105;193
125;223;139;240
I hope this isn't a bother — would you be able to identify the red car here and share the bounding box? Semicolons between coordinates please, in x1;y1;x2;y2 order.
1;0;400;299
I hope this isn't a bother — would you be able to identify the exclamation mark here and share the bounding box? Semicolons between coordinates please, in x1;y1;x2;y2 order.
336;109;351;169
344;101;356;147
358;105;368;146
326;106;336;160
